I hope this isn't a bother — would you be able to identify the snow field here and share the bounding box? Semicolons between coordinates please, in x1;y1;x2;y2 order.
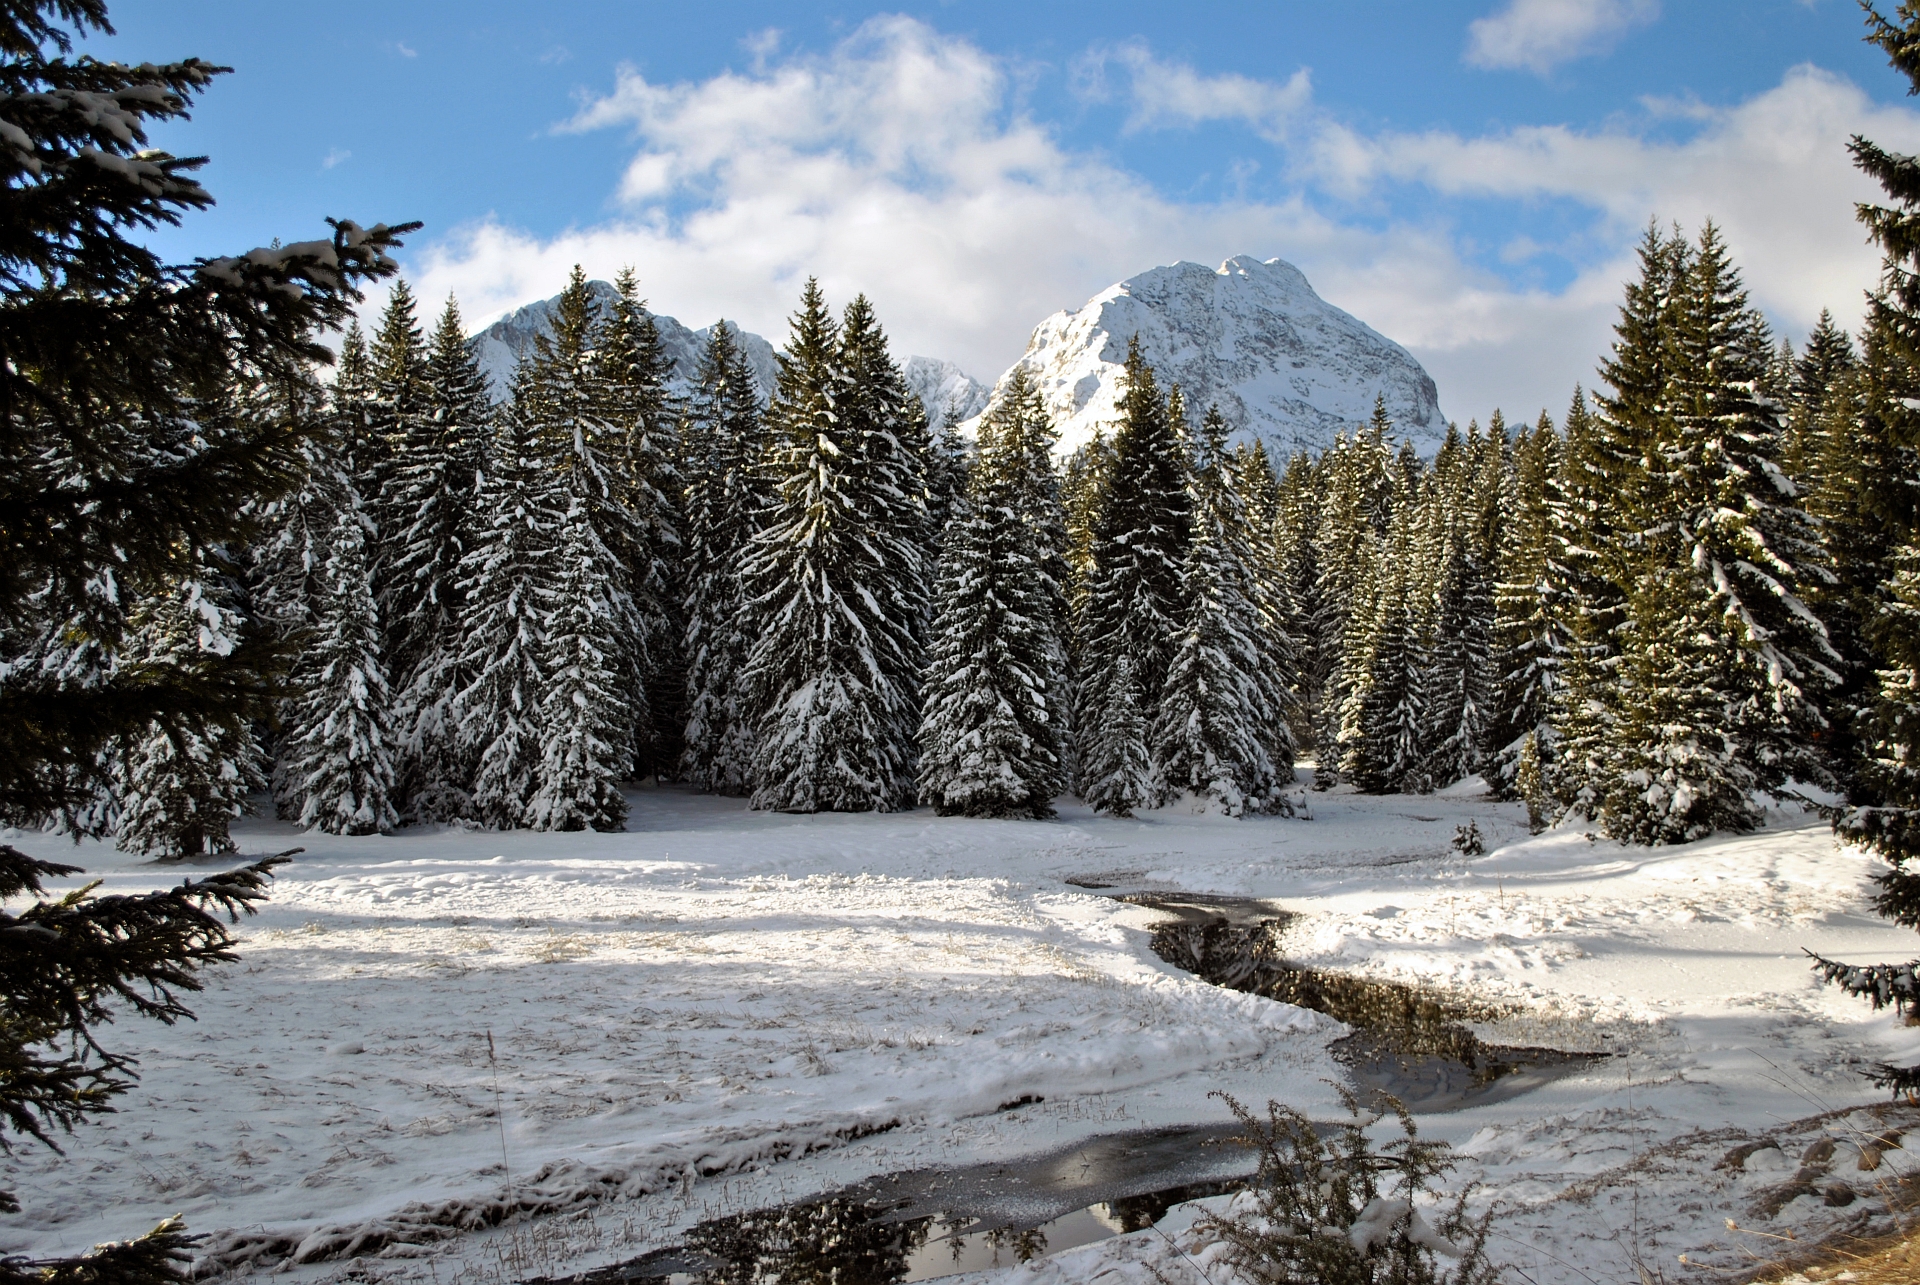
4;783;1919;1283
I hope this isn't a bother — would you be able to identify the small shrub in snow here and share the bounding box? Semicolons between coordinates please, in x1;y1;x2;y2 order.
1194;1090;1497;1285
1451;820;1485;857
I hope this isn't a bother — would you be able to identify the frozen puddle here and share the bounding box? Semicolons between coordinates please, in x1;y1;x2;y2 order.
1130;892;1606;1111
529;1125;1253;1284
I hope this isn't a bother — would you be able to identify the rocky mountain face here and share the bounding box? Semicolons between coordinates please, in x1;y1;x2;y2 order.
470;283;987;420
980;255;1447;458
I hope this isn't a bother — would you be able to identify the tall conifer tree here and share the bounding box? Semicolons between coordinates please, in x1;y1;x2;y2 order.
598;268;684;778
917;380;1066;817
385;296;489;820
1489;411;1563;795
521;268;643;790
280;504;398;835
453;382;555;829
1152;406;1294;813
365;281;430;619
1808;2;1920;1095
1075;338;1190;810
528;497;631;831
741;284;923;811
680;321;770;794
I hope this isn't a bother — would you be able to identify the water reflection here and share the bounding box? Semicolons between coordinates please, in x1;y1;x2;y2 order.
546;1179;1237;1285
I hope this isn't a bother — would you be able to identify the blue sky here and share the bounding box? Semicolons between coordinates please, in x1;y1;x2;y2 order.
94;1;1920;422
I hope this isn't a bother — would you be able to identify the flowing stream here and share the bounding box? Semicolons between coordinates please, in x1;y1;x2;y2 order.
526;889;1598;1284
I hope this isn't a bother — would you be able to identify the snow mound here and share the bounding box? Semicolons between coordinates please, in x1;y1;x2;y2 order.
979;255;1447;458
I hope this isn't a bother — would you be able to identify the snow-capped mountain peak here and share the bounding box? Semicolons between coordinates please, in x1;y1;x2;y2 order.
982;255;1447;457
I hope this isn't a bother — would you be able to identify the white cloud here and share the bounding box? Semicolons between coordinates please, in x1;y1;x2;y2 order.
1080;42;1313;141
406;17;1920;431
1304;65;1916;329
1465;0;1660;75
322;146;350;170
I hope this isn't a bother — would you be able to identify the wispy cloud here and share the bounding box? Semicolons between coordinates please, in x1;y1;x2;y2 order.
1077;41;1313;142
395;41;418;59
1464;0;1660;75
323;146;351;170
407;17;1917;426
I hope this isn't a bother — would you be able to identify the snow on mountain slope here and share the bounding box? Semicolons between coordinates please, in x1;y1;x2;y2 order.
983;255;1448;458
903;356;990;423
471;284;987;421
470;281;780;405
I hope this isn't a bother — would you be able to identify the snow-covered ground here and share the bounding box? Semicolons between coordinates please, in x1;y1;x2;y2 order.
5;780;1918;1283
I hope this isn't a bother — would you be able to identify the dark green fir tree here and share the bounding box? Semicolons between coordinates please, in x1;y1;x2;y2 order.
1810;1;1920;1096
1075;337;1190;810
0;0;409;1269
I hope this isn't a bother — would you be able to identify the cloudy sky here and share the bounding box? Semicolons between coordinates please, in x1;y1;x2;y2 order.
102;0;1920;425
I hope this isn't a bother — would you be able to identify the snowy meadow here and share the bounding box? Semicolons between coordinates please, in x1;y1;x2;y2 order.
6;783;1917;1284
19;3;1920;1283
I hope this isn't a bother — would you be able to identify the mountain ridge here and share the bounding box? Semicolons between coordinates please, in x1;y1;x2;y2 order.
975;255;1448;458
469;284;989;419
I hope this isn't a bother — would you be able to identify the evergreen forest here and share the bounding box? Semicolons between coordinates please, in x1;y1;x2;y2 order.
16;222;1898;852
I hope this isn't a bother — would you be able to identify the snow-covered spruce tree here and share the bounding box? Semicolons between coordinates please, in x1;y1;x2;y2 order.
527;497;630;831
1413;421;1503;792
1418;527;1496;792
364;279;431;616
453;380;556;830
1075;338;1191;811
220;358;338;822
1233;439;1297;694
1547;225;1684;821
1810;344;1908;795
1809;1;1920;1096
114;571;267;857
1151;405;1294;813
1313;404;1396;780
520;266;644;788
740;284;924;812
1588;226;1836;844
916;378;1067;817
0;1;406;1269
280;502;398;835
1081;654;1152;817
597;267;683;778
1002;368;1075;765
1656;228;1834;790
383;295;490;821
1487;411;1564;797
1273;449;1332;762
680;321;769;794
839;294;931;757
1341;501;1427;794
924;403;974;551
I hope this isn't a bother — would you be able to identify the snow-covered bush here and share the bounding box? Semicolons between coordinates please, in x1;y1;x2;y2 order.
1195;1090;1497;1285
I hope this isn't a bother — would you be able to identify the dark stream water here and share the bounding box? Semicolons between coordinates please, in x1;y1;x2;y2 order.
528;1125;1252;1285
529;891;1598;1284
1133;891;1604;1113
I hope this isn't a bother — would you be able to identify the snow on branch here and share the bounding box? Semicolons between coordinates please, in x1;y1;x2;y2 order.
1806;948;1920;1014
